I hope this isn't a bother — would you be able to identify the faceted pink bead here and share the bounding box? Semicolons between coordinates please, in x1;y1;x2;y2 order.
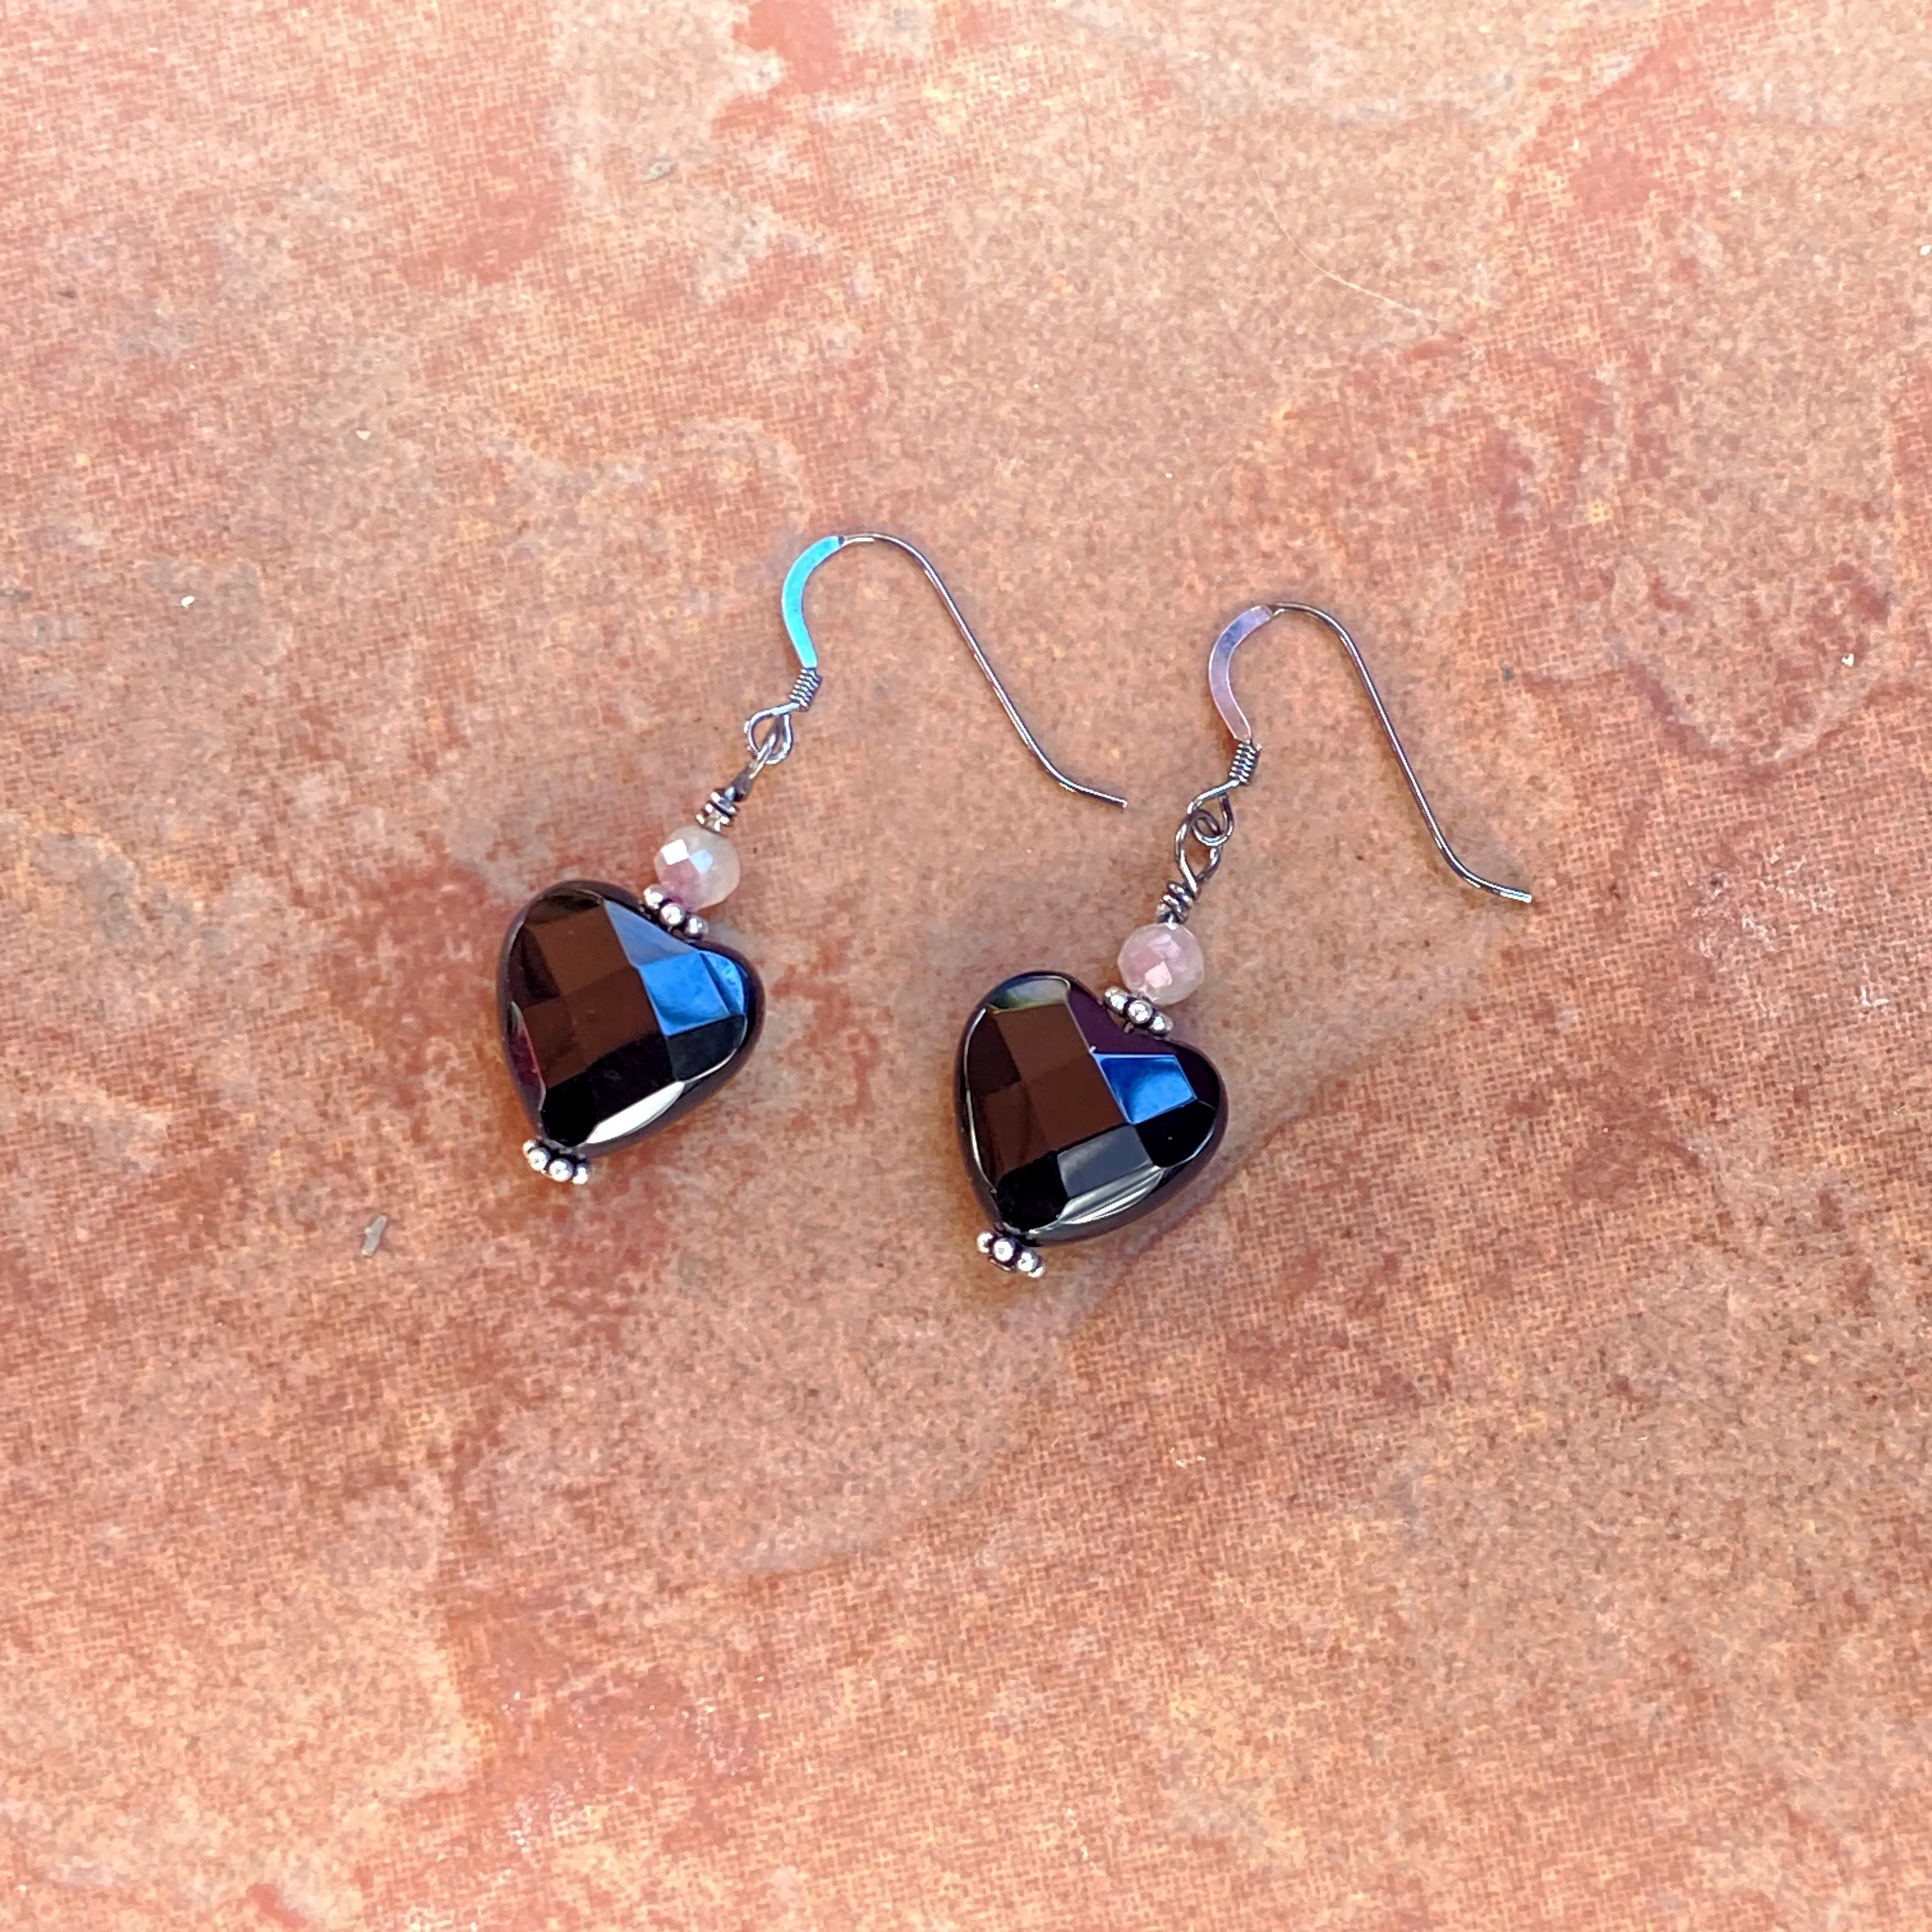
654;825;740;910
1117;922;1205;1006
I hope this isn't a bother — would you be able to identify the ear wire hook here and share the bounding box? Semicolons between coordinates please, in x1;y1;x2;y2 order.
698;532;1126;828
1153;601;1532;924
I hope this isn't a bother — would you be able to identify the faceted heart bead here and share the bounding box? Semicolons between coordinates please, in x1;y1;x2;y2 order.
499;880;763;1159
956;972;1227;1246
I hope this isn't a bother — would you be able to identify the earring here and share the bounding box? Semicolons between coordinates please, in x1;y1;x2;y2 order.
956;601;1534;1274
500;532;1123;1184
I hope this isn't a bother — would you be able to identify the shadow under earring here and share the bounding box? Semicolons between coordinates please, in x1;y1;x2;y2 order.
956;601;1534;1274
499;531;1123;1184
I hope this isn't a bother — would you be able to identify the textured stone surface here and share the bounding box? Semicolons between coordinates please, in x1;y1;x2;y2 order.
1;0;1929;1926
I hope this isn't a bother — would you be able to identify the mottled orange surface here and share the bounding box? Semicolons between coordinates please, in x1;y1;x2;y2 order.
3;0;1929;1926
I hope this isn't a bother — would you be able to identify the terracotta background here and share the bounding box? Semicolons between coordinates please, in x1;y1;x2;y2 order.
3;0;1930;1926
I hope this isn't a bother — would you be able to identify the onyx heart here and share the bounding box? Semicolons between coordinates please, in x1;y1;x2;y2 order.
498;880;763;1163
956;971;1227;1248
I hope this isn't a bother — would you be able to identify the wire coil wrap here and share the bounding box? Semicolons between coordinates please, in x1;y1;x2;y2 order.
1154;741;1258;926
742;665;822;770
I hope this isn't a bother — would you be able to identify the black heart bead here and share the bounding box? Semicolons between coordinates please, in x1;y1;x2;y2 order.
499;880;763;1160
956;971;1227;1246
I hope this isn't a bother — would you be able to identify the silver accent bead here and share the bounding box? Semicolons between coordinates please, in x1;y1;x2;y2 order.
977;1228;1043;1276
643;885;667;911
682;913;707;939
1103;986;1172;1038
526;1138;591;1184
659;901;687;929
698;781;747;835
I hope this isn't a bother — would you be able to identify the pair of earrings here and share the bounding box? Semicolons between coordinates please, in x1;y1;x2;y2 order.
496;533;1531;1274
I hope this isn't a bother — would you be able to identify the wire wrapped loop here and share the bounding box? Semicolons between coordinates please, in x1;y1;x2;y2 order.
695;668;822;829
742;666;822;772
1154;742;1257;926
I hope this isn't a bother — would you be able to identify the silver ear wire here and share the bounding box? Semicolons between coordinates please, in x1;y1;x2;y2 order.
699;532;1126;828
1155;601;1533;928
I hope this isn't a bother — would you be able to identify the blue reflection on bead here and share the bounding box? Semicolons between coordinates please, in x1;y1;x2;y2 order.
1092;1051;1195;1126
643;950;744;1038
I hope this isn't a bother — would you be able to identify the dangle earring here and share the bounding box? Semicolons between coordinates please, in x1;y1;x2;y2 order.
498;532;1123;1184
956;601;1533;1274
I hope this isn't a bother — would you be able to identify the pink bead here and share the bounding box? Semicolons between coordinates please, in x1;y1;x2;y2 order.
654;825;740;910
1117;922;1205;1006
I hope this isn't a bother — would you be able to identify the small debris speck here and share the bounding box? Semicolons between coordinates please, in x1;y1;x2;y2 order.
643;157;677;183
180;595;194;607
361;1214;388;1257
1842;654;1855;666
1501;665;1515;682
355;429;371;440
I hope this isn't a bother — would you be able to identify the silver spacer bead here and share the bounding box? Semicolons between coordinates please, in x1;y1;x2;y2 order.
1103;986;1171;1038
697;779;749;835
525;1138;589;1184
682;912;708;940
977;1229;1043;1276
639;891;692;934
